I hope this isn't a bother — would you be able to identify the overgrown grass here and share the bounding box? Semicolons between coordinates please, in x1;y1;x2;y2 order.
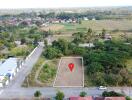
38;59;58;86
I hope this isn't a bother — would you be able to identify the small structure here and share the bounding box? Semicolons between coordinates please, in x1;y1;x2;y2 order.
79;43;95;48
104;33;112;41
83;17;89;21
0;58;22;87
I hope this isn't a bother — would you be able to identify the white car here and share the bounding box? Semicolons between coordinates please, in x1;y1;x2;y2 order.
98;86;107;90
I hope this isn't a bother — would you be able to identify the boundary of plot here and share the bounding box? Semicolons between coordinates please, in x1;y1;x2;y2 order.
53;56;84;88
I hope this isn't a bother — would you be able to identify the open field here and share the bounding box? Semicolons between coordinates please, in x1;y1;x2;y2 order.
40;24;64;31
45;20;132;33
53;57;84;87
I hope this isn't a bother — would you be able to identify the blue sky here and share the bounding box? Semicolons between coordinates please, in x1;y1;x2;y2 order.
0;0;132;8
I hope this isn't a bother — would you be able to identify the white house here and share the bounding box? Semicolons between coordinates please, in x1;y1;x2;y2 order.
79;43;95;48
0;58;22;87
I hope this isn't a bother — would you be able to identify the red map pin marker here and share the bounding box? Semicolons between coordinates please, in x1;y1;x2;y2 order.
68;63;74;72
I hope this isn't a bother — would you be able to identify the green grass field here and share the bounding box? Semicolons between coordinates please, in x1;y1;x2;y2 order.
52;20;132;33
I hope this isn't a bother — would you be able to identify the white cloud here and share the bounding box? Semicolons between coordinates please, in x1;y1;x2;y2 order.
0;0;132;8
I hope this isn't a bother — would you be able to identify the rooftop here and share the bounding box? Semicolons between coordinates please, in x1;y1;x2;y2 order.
0;58;18;76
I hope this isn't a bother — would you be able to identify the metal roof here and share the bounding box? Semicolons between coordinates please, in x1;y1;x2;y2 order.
0;58;18;76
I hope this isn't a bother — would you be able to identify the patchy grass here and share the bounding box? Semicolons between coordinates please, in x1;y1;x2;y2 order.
38;59;58;86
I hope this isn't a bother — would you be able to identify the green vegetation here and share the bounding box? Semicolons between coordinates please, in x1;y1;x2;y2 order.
79;91;87;97
44;28;132;86
55;91;65;100
102;91;132;100
34;90;42;97
38;60;57;85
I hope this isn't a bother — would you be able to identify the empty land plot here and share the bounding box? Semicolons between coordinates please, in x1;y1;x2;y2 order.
53;57;84;87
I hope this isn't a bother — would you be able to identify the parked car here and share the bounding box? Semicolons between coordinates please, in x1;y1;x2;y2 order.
98;86;107;90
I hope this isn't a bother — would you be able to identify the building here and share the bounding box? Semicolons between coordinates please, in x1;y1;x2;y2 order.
69;96;93;100
0;58;22;87
79;43;95;48
104;33;112;41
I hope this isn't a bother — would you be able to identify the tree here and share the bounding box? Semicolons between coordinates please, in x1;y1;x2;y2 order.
85;28;94;43
44;47;61;59
102;91;124;97
34;90;42;98
55;91;64;100
52;39;69;55
101;28;106;38
21;38;26;45
78;19;82;24
44;39;48;47
33;37;39;46
72;32;85;44
87;62;104;75
80;91;87;97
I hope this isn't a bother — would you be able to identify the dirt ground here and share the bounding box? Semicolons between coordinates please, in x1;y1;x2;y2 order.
53;57;84;87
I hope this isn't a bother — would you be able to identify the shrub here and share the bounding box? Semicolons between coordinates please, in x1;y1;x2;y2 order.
34;90;42;97
55;91;65;100
80;91;87;97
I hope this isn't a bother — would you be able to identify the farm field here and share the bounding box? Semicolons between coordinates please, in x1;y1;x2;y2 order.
53;57;84;87
41;20;132;34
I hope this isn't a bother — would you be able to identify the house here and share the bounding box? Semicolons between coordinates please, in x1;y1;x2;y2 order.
83;17;89;21
79;43;95;48
69;96;93;100
104;33;112;41
0;58;22;87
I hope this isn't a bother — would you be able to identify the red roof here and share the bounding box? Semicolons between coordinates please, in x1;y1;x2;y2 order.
105;97;126;100
70;96;93;100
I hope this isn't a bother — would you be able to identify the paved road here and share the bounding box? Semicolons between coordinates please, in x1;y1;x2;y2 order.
0;87;132;99
7;45;43;89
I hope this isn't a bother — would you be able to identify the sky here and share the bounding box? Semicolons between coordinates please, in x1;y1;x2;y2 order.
0;0;132;9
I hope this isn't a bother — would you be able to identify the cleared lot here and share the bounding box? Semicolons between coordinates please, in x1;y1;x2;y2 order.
53;57;84;87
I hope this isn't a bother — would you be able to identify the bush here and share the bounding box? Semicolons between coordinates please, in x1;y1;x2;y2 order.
80;91;87;97
34;90;42;97
55;91;65;100
102;91;124;97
